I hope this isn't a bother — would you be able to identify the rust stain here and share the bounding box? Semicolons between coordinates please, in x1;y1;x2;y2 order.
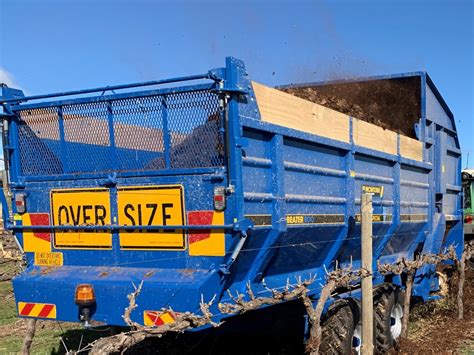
39;267;56;275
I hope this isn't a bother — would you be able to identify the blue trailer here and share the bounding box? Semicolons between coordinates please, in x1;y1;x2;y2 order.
0;57;463;352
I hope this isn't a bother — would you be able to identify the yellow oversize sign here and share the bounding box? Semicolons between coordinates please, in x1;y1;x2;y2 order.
117;185;186;250
50;188;112;249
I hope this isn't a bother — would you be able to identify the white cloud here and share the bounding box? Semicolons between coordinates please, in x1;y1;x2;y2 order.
0;68;20;89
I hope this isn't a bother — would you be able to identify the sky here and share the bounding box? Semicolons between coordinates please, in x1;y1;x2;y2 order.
0;0;473;168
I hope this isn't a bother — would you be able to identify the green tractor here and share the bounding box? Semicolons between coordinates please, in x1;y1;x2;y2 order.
462;169;474;269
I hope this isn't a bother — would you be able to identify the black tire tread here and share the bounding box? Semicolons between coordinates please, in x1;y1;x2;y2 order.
373;284;398;353
320;302;355;355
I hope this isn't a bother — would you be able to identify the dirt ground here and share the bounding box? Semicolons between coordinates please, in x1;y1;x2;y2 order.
0;231;472;354
396;267;474;354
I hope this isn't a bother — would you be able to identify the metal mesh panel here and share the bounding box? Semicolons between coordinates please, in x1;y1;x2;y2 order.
167;91;224;169
17;107;63;175
15;89;223;176
112;96;165;171
62;102;111;173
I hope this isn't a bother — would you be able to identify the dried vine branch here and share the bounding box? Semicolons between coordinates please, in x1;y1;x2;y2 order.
218;276;316;315
377;246;458;339
86;280;222;354
377;246;457;275
457;241;473;320
401;271;414;338
303;265;370;355
123;280;144;328
21;318;37;355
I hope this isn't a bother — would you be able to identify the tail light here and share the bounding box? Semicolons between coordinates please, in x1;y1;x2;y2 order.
15;193;27;214
465;215;473;224
213;186;226;211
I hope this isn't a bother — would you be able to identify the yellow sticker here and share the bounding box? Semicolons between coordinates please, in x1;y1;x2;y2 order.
349;170;356;177
13;214;22;221
362;185;384;197
50;188;112;249
34;252;63;266
117;185;186;250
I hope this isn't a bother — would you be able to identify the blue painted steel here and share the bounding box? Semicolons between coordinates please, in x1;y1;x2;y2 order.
0;73;217;104
161;96;171;168
10;83;216;111
1;58;463;328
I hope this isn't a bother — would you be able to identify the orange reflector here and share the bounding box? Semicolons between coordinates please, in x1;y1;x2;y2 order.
75;284;95;305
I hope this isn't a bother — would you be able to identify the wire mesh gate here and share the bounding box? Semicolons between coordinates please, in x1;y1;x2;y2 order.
14;89;223;176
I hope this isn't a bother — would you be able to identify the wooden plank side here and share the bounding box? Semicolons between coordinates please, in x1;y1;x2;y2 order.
252;81;350;143
252;81;422;160
353;118;398;156
400;135;423;161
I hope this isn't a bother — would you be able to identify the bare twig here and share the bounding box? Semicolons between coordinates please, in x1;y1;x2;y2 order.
457;242;473;320
123;281;144;328
401;271;414;339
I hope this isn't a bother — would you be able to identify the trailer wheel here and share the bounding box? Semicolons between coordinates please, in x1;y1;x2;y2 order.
320;301;357;354
374;286;403;352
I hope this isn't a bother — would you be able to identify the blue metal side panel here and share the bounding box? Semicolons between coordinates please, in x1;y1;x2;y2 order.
425;85;454;132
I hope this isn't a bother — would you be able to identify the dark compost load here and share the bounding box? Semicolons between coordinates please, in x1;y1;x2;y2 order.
280;76;421;138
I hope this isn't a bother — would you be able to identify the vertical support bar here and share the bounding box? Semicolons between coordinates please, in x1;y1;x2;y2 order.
57;106;69;173
347;116;356;227
240;133;286;288
322;117;354;267
107;101;118;170
374;135;401;257
8;108;21;183
421;73;434;231
161;96;171;168
271;134;286;233
394;135;401;226
109;185;120;259
219;57;252;277
361;193;374;355
225;57;245;222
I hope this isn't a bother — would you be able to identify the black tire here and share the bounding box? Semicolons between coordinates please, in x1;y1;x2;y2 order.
374;285;402;353
320;301;356;354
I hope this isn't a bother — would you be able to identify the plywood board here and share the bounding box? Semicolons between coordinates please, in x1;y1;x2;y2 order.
400;135;423;161
251;82;424;161
352;118;398;156
252;82;350;143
